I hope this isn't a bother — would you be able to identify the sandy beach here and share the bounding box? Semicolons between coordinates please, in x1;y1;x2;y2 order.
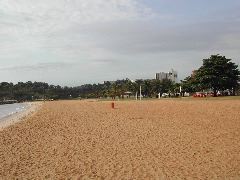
0;99;240;179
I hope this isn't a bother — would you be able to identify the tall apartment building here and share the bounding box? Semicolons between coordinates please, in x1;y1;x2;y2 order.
155;69;178;82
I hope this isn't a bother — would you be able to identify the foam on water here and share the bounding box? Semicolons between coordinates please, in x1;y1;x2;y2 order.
0;103;30;120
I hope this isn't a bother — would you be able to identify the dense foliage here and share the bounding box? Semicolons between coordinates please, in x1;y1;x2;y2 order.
196;55;240;96
181;55;240;96
0;79;178;101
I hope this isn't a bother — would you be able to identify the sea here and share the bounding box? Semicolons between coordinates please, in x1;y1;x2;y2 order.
0;103;30;120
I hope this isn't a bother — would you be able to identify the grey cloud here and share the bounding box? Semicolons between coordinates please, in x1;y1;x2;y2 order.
0;62;76;71
0;0;240;86
78;20;240;55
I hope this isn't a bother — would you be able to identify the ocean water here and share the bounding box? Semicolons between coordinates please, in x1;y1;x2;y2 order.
0;103;30;120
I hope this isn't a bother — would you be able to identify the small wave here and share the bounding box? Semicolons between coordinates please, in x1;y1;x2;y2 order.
0;103;30;120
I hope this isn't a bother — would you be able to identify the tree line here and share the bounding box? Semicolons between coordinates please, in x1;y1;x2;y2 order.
0;79;178;101
0;55;239;101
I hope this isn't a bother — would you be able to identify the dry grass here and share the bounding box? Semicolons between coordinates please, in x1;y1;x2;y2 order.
0;100;240;179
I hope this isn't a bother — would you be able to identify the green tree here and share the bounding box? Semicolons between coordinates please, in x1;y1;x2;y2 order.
195;55;240;96
181;76;200;94
150;79;162;97
161;79;174;94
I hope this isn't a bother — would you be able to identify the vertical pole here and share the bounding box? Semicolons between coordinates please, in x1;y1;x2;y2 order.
180;86;182;97
140;86;142;101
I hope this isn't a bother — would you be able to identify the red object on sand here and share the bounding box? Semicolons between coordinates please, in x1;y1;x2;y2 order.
111;102;115;109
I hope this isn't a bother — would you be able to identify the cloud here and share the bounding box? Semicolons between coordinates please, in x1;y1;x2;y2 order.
0;62;75;71
77;20;240;55
0;0;156;60
0;0;240;85
0;0;155;32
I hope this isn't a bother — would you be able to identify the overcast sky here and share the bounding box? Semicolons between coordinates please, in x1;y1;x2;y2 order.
0;0;240;86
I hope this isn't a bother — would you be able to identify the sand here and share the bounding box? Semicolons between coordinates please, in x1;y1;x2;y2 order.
0;99;240;179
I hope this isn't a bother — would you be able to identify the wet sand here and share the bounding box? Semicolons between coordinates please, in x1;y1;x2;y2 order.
0;100;240;179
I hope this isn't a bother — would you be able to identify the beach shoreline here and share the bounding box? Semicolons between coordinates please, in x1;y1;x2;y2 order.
0;102;42;130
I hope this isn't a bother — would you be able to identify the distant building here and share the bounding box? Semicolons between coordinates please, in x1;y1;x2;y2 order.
155;69;178;82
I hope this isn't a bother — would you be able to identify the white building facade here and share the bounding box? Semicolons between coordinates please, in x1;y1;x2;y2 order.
155;69;178;83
